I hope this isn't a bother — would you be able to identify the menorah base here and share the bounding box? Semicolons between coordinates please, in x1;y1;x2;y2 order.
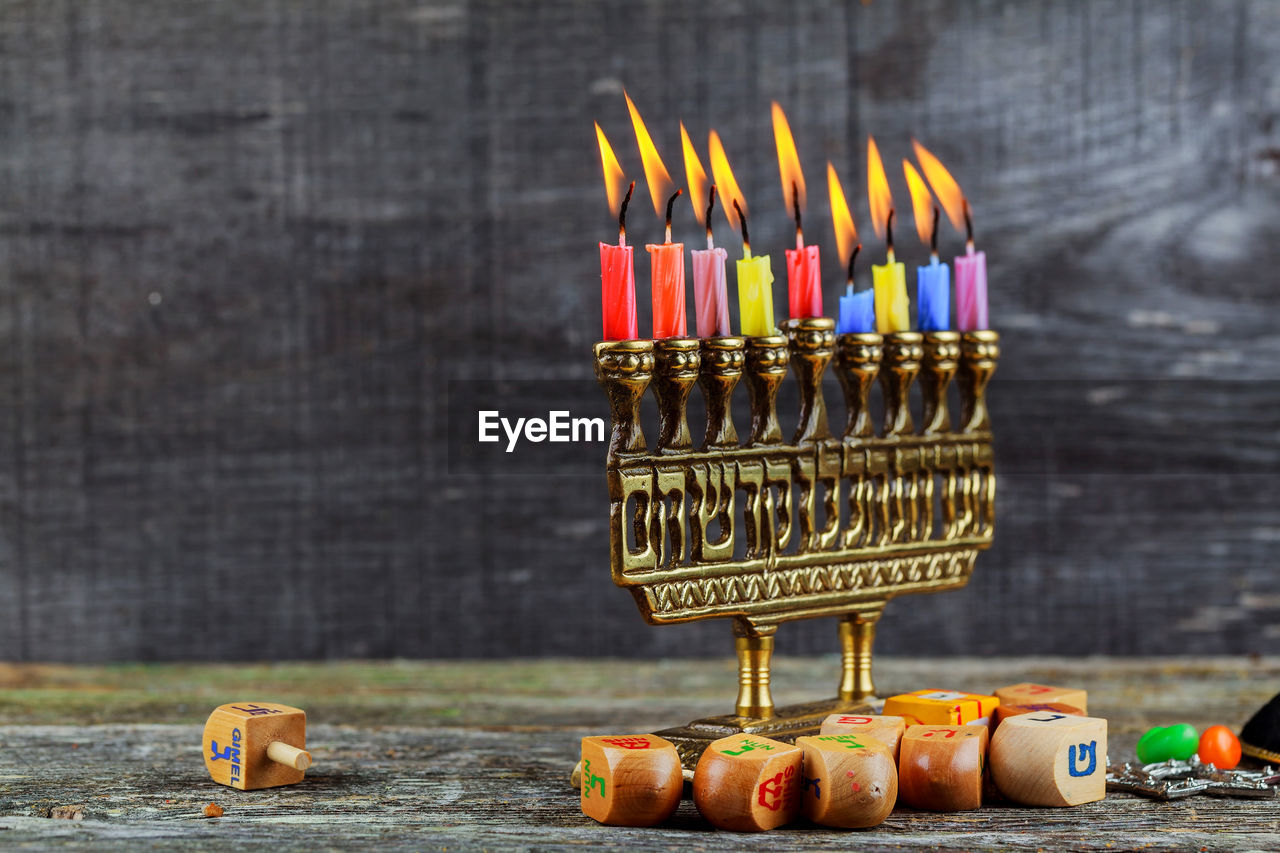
654;696;879;774
568;696;879;787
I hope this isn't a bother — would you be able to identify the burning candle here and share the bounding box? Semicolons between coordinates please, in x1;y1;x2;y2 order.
914;139;987;331
681;122;729;338
903;160;949;331
867;136;910;334
626;93;687;340
827;162;872;334
772;103;821;319
594;122;637;341
709;130;775;337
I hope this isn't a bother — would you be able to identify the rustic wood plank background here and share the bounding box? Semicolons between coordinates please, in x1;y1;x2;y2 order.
0;0;1277;661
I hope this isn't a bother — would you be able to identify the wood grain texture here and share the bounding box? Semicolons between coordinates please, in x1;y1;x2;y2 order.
1;658;1278;850
0;1;1277;661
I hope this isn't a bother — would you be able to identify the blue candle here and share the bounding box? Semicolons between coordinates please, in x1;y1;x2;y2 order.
838;285;876;334
916;257;950;331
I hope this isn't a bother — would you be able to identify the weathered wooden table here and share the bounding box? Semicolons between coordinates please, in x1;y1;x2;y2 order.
1;657;1277;850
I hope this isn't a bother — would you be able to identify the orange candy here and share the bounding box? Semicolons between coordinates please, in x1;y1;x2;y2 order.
1197;724;1242;770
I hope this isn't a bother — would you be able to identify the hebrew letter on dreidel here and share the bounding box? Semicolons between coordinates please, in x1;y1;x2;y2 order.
209;741;239;763
1068;741;1097;777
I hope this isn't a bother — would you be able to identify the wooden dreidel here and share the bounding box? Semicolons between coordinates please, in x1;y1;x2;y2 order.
898;724;989;811
202;702;311;791
993;702;1083;727
795;734;897;828
579;735;682;827
994;682;1088;714
990;711;1107;806
693;734;802;832
818;714;907;762
882;689;1000;727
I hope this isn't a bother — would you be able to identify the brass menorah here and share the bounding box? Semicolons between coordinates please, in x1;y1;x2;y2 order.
592;317;1000;770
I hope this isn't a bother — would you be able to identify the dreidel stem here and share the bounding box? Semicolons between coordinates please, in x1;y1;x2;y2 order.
267;741;312;771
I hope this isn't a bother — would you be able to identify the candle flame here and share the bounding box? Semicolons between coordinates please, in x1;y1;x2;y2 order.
902;160;935;247
826;162;858;269
771;102;806;218
595;122;627;217
680;122;709;225
911;138;966;233
624;92;675;218
866;136;893;240
708;129;747;234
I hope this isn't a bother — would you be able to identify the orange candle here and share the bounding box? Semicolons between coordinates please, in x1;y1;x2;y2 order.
627;93;687;339
649;190;687;338
648;240;686;338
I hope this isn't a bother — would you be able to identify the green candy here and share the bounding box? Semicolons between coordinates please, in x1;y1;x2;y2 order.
1135;728;1165;763
1136;724;1199;763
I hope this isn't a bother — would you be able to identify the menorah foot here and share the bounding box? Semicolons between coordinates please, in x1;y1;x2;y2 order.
733;620;776;719
838;606;884;701
650;697;879;774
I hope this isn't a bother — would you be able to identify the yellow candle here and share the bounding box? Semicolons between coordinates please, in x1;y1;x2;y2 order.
872;252;910;333
736;250;775;337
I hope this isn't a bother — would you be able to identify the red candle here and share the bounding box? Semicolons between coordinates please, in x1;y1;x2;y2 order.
595;123;637;340
772;102;822;318
600;241;636;341
785;245;821;319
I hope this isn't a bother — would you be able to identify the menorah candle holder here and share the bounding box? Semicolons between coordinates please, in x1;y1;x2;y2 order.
592;318;999;770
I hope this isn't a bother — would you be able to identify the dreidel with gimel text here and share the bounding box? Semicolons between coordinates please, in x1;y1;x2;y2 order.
202;702;313;791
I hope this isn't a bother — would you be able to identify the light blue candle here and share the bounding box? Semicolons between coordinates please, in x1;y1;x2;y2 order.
916;256;950;331
838;285;876;334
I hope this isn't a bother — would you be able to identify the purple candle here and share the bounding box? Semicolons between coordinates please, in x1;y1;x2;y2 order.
955;244;988;331
911;139;988;331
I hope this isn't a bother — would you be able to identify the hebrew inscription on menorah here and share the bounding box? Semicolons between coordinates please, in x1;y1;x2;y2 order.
593;317;1000;769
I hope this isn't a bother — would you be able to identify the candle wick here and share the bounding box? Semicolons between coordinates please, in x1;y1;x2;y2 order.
664;189;682;244
792;180;803;250
846;243;860;289
930;206;940;257
706;185;717;250
618;180;635;248
885;208;895;260
963;197;974;247
734;199;750;256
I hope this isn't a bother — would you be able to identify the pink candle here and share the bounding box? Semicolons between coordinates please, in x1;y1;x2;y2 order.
692;247;730;337
954;245;988;331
